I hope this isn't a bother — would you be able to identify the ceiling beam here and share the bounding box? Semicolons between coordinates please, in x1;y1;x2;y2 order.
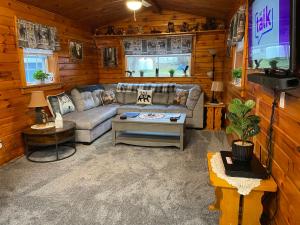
146;0;161;14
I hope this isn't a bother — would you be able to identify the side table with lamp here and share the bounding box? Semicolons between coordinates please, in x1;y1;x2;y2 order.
205;81;225;130
23;91;76;163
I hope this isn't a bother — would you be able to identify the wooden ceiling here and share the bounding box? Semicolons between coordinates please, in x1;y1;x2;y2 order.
17;0;238;29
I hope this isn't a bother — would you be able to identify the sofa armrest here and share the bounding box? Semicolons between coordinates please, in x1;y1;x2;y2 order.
191;92;204;128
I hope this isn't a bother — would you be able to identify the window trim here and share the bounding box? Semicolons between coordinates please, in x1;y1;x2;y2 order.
18;48;60;89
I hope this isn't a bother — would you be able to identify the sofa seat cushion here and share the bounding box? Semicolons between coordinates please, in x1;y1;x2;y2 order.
167;105;193;117
117;104;145;114
140;105;169;113
63;104;118;130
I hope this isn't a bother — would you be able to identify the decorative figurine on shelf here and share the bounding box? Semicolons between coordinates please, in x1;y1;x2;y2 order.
155;68;159;77
150;28;162;33
127;25;136;34
180;22;189;32
203;17;217;30
167;22;175;33
105;26;116;35
189;23;200;32
115;28;124;35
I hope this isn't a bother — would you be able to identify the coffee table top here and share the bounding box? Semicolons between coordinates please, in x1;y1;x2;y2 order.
113;112;186;125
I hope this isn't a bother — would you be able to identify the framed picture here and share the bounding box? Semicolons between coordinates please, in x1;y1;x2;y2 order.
103;47;118;68
69;41;83;61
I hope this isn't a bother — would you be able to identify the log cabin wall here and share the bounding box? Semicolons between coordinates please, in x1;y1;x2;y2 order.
95;10;226;100
0;0;99;165
223;3;300;225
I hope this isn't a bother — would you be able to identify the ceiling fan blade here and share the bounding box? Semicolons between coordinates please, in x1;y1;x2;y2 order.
142;0;152;7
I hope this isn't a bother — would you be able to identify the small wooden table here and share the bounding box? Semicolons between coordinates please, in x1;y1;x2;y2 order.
23;121;76;163
207;152;277;225
205;103;225;130
112;113;186;151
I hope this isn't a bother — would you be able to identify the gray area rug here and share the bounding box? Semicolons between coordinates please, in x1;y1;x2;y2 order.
0;130;230;225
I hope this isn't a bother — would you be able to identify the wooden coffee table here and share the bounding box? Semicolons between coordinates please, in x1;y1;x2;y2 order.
112;113;186;150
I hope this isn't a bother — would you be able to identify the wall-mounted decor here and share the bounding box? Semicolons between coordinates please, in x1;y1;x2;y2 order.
103;47;118;68
17;19;60;51
124;35;193;55
69;41;83;61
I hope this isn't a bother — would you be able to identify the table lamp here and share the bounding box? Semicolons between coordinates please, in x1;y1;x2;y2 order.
28;91;48;125
211;81;224;103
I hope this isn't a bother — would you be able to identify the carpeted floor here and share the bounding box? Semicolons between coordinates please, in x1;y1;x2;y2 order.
0;130;230;225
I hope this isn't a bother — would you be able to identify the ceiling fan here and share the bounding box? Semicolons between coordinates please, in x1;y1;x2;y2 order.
126;0;152;21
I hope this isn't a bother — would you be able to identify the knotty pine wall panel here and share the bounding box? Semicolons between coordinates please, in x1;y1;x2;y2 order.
95;10;226;100
0;0;99;165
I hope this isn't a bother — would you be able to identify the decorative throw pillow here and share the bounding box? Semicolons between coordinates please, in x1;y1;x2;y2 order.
137;89;153;105
173;88;189;105
57;93;76;115
92;89;104;106
101;89;116;104
47;92;75;116
186;86;201;110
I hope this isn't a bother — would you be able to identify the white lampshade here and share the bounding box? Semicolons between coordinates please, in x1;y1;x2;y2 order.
126;0;142;11
28;91;48;108
211;81;224;92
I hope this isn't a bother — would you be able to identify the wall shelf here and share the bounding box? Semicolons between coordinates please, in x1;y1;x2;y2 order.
94;30;226;38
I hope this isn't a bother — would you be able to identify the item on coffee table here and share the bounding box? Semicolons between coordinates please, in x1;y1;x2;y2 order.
120;114;127;120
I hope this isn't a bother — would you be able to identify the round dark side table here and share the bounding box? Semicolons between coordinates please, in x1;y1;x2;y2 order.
22;121;76;163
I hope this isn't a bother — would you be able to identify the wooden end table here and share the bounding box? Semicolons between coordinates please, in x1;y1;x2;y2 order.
22;121;76;163
207;152;277;225
205;103;225;130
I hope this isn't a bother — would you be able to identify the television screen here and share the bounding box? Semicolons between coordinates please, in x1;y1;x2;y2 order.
248;0;291;70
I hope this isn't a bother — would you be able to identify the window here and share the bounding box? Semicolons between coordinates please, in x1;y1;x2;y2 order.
126;54;191;77
23;48;55;85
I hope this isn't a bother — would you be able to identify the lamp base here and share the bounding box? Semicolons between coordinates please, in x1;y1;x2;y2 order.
210;98;219;104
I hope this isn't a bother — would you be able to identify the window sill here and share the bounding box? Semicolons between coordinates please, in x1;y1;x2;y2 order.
21;82;63;94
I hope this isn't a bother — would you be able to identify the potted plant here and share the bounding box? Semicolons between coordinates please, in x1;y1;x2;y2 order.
169;69;175;77
232;68;242;86
33;70;50;84
269;60;278;69
139;70;144;77
226;98;260;161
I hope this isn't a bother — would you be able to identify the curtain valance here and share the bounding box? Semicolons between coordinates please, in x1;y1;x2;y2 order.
123;35;193;55
17;19;60;51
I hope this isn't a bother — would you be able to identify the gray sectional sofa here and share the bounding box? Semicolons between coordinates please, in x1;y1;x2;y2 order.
63;83;204;143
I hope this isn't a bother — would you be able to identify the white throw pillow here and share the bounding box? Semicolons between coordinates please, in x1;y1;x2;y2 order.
136;89;153;105
57;93;75;115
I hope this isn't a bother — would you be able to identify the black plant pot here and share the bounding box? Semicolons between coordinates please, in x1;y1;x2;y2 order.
232;140;254;162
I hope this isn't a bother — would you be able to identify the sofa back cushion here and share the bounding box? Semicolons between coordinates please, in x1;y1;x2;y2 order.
152;92;169;105
124;92;137;104
173;88;189;105
71;89;96;112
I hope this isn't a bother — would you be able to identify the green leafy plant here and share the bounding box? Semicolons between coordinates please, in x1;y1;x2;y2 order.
33;70;50;81
226;98;260;143
232;68;242;79
269;59;278;69
169;69;175;76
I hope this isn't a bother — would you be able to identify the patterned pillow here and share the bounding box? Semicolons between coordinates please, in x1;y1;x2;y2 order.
57;93;76;115
47;92;75;116
101;89;116;104
137;89;153;105
92;89;104;106
173;88;189;105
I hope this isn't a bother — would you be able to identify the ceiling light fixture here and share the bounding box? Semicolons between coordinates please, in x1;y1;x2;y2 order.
126;0;142;11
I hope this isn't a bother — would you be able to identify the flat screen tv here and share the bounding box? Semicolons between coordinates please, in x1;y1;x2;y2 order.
248;0;299;76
